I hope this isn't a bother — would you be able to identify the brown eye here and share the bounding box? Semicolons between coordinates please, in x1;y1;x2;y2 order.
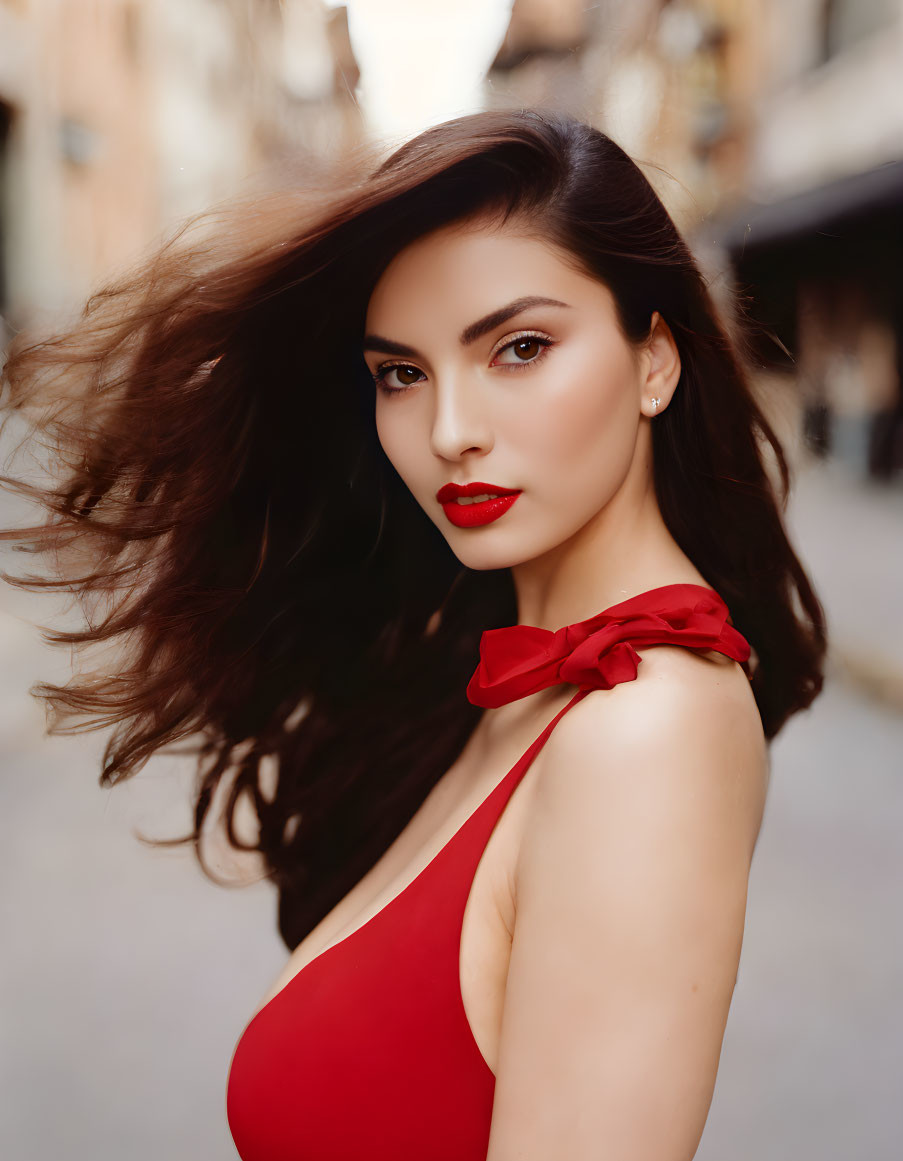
493;334;554;368
372;362;426;395
513;338;541;360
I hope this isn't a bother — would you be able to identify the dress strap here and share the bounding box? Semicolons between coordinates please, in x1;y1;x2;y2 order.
464;686;592;839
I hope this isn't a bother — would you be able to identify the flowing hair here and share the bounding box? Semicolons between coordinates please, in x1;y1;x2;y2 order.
0;108;826;950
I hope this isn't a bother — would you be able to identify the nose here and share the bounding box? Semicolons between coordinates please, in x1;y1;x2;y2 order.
428;372;494;461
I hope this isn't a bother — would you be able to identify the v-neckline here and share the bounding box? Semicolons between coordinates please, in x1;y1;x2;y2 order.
238;580;751;1034
239;687;589;1033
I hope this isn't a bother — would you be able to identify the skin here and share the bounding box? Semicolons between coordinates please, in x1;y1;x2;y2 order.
363;210;704;632
361;213;768;1159
250;212;768;1161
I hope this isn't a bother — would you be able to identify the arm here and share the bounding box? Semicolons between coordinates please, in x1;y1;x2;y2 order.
486;656;768;1161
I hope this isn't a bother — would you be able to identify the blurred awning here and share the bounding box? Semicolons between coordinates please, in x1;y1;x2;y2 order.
710;157;903;255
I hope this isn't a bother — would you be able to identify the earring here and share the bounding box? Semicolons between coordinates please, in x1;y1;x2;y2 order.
651;397;661;414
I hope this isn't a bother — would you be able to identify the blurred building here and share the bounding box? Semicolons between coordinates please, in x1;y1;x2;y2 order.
0;0;362;341
706;0;903;485
485;0;590;117
485;0;903;485
484;0;750;228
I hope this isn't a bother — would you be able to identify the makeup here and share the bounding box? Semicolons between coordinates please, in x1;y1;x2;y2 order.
436;481;523;528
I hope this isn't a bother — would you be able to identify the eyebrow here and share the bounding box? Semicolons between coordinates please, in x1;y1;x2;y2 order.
362;295;571;358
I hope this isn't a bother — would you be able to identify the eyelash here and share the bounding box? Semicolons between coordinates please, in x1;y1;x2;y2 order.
370;331;556;397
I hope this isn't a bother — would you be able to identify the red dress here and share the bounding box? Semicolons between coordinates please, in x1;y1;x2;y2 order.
226;583;751;1160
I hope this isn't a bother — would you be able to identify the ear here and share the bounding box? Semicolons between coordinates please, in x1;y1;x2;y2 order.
639;311;681;419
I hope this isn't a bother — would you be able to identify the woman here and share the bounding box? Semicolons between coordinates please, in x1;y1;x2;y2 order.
0;108;825;1159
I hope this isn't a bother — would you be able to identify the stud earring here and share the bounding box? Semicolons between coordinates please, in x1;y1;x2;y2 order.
651;397;661;414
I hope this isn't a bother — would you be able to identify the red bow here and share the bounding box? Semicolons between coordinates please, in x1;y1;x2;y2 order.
466;584;751;708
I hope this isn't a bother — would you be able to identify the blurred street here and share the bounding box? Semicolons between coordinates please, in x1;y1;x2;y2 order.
0;577;287;1161
2;1;902;1158
0;452;901;1161
787;458;903;709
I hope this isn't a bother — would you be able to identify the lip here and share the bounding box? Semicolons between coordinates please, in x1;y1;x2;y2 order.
436;480;519;502
436;481;523;529
441;493;521;527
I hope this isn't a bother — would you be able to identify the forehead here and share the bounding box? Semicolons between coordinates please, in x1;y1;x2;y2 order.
364;217;607;330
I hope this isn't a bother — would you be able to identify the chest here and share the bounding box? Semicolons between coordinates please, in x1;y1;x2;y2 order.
251;689;574;1073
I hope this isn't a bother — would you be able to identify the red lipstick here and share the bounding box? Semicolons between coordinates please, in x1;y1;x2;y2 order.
436;481;522;528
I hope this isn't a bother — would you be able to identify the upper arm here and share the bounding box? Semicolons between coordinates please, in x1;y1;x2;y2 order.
485;655;768;1161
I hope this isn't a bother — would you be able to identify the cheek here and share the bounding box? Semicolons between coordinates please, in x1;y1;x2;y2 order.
375;403;426;486
513;350;637;487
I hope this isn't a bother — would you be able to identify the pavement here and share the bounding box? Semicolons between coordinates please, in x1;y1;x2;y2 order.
783;454;903;711
0;443;900;1160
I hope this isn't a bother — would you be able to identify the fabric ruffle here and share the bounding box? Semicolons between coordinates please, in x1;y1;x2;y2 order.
466;583;751;708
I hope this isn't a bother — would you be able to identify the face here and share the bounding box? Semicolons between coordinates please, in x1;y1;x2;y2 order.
362;215;666;572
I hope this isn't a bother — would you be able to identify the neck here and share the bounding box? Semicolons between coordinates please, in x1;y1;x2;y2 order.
510;479;706;633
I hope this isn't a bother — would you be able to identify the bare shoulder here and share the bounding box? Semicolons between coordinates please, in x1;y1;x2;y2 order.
573;642;764;734
520;645;769;875
549;642;764;768
485;647;770;1158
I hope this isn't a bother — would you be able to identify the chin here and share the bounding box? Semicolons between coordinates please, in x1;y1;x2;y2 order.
449;551;515;572
441;531;551;573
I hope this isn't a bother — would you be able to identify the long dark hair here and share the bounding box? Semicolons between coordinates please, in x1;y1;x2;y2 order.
0;108;826;951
